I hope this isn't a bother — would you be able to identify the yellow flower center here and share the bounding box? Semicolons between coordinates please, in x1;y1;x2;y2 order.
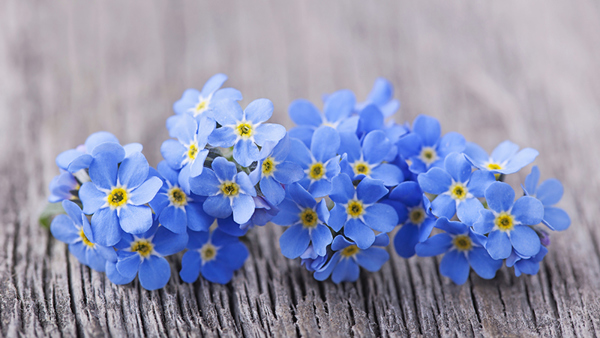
353;161;371;176
300;208;318;228
308;162;325;180
79;228;95;248
187;143;199;161
220;181;240;197
341;245;359;258
168;187;187;207
346;200;364;218
495;212;515;231
193;99;208;116
453;235;472;251
200;243;217;262
262;157;276;176
409;208;426;224
107;187;128;208
131;240;154;258
487;163;502;170
449;183;468;201
235;122;253;139
420;147;438;165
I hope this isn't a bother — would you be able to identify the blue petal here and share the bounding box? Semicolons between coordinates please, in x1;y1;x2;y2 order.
85;131;119;153
189;169;221;196
260;176;285;205
160;139;186;170
418;218;436;242
173;88;201;115
511;196;544;225
212;87;243;102
311;224;333;256
67;154;93;173
186;230;209;249
437;132;466;157
159;206;188;234
106;261;135;285
417;168;452;194
357;177;388;204
357;105;384;135
288;99;323;127
90;208;122;246
153;226;189;256
187;202;214;232
218;242;249;270
329;174;355;203
62;200;84;226
430;194;456;219
397;133;422;159
201;260;234;284
271;199;301;225
179;251;201;283
456;198;484;226
362;130;391;164
157;161;179;186
308;178;332;198
139;256;171;291
331;257;360;284
50;214;79;244
313;252;341;281
389;181;422;207
116;251;142;279
273;161;304;185
367;78;393;106
123;143;143;157
355;247;389;272
510;225;541;258
279;224;311;259
466;170;496;197
128;177;162;205
338;131;361;163
331;235;352;251
233;139;260;167
189;149;208;178
484;182;515;213
415;233;452;257
90;142;126;163
232;194;255;224
169;114;198;144
289;182;317;209
217;217;247;236
434;217;468;235
463;142;489;168
244;98;273;124
394;224;419;258
88;156;118;190
370;163;404;187
208;127;236;148
203;195;232;218
536;179;563;206
472;210;496;234
485;230;512;260
344;218;375;249
311;126;341;162
254;124;286;146
56;149;84;171
288;126;315;149
501;148;539;174
85;250;108;272
213;99;243;126
328;204;347;232
468;247;502;279
201;73;228;97
491;140;520;163
212;157;237;181
443;152;471;183
543;207;571;231
323;89;355;123
412;115;440;147
524;165;540;195
235;172;256;196
440;250;470;285
118;205;153;235
79;182;106;214
363;203;398;232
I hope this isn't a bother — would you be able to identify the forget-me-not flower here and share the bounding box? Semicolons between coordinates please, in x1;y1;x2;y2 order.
180;229;248;284
355;77;400;117
418;152;496;222
328;174;398;249
48;171;80;203
300;245;328;272
79;150;163;246
523;165;571;231
314;234;389;283
271;183;332;259
397;115;466;174
209;99;286;167
506;246;548;277
416;217;502;285
473;182;544;260
189;157;257;224
464;140;538;175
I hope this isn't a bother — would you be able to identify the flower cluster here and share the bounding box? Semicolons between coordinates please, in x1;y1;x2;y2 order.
46;74;570;289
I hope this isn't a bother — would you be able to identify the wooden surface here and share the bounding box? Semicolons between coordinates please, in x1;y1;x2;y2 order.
1;1;599;337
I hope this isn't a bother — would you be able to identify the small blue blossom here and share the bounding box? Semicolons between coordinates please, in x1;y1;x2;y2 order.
288;89;358;147
464;140;539;175
50;200;117;272
167;73;242;129
238;196;280;230
209;98;286;167
287;126;341;198
473;182;545;260
48;171;79;203
180;229;248;284
417;152;496;222
328;174;398;249
314;234;389;283
189;157;257;224
397;115;466;174
355;77;400;117
506;246;549;277
149;161;214;234
271;183;332;259
79;150;163;246
386;181;436;258
112;221;188;290
300;245;328;272
416;217;502;285
161;114;215;193
523;165;571;231
250;134;304;205
339;130;403;186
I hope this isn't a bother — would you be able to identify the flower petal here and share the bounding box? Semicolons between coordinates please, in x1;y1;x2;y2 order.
543;207;571;231
412;115;440;147
363;203;398;232
394;224;419;258
440;250;470;285
244;98;273;124
510;225;541;258
232;194;255;224
485;230;512;260
128;177;162;205
79;182;107;214
468;246;502;279
50;214;79;244
279;224;311;259
254;123;286;146
139;256;171;291
511;196;544;226
180;251;201;283
203;195;232;218
153;226;189;256
417;168;452;195
344;218;375;250
90;208;122;247
118;205;153;235
536;179;564;206
484;182;515;213
357;177;388;204
355;247;389;272
415;233;452;257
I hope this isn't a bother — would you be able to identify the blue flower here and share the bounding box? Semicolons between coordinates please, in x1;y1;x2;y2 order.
473;182;545;260
161;114;215;193
288;89;357;147
112;221;188;290
355;77;400;117
464;140;538;175
397;115;466;174
506;246;549;277
48;171;79;203
386;181;436;258
50;200;117;272
300;245;328;272
271;183;332;259
149;161;214;234
339;130;403;186
180;229;248;284
56;131;142;173
287;126;341;198
250;134;304;205
209;98;286;167
328;174;398;249
313;234;389;283
523;165;571;231
417;152;496;222
416;217;502;285
167;73;242;129
79;150;163;246
237;196;280;230
189;157;257;224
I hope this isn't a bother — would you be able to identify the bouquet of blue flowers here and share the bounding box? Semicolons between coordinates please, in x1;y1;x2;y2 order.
45;74;570;290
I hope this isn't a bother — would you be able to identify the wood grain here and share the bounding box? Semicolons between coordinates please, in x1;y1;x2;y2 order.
1;0;599;337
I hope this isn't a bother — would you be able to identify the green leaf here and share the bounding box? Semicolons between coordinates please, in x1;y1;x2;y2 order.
39;202;66;228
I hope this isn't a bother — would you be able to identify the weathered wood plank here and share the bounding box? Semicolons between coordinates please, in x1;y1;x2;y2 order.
1;0;600;337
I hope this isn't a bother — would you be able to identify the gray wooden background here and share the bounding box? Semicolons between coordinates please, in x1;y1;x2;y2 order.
1;1;599;337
